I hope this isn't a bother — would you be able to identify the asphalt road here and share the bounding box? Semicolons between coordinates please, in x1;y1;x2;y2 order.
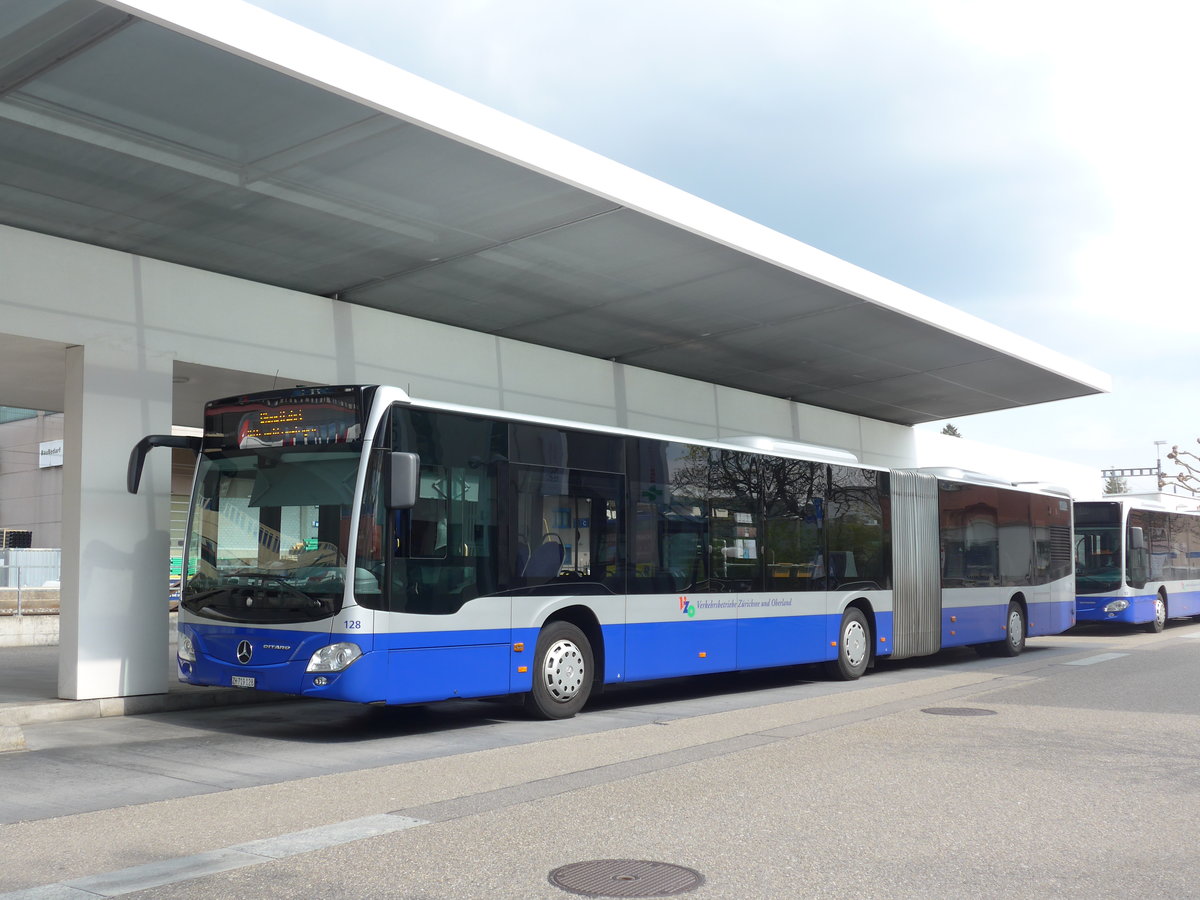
1;619;1198;899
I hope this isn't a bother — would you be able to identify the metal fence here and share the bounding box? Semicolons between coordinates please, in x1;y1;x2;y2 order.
0;548;61;615
0;548;60;587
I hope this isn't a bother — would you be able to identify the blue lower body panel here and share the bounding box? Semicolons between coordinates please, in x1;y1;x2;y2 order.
940;597;1075;647
1171;590;1200;617
377;628;512;702
384;643;510;704
737;614;832;670
624;618;739;681
1028;597;1076;636
940;603;1008;648
1077;589;1200;624
620;610;894;683
179;623;518;705
1076;594;1157;625
179;604;904;706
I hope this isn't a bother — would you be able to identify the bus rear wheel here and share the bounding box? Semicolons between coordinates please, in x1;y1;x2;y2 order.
997;601;1026;657
1146;593;1167;633
525;621;593;719
825;607;870;680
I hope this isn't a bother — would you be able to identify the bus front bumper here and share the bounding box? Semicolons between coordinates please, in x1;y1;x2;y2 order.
177;625;387;703
1075;595;1155;625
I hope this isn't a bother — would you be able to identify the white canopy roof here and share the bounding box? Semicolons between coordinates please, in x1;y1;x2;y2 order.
0;0;1109;424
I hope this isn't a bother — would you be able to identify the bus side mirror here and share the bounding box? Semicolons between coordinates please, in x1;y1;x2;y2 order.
1128;526;1145;550
388;452;419;509
127;434;202;494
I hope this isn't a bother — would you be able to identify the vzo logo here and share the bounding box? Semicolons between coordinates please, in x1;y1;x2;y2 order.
679;596;696;618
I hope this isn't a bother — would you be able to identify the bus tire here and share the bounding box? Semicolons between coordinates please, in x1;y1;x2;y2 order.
525;621;593;719
1146;592;1167;633
997;601;1026;657
825;606;870;681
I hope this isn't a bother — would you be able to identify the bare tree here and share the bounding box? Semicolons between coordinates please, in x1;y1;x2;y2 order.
1162;443;1200;496
940;423;962;438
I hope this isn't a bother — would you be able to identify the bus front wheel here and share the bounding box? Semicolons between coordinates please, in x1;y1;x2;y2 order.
825;607;870;680
1146;593;1167;633
525;621;593;719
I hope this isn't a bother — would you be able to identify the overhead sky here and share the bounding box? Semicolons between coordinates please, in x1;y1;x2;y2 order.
245;0;1198;492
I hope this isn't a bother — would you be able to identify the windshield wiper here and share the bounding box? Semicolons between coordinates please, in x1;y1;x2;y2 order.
228;570;320;599
229;568;299;579
186;579;336;619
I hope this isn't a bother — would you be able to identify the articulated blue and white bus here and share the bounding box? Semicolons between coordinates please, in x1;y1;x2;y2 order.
1074;498;1200;632
129;385;1075;718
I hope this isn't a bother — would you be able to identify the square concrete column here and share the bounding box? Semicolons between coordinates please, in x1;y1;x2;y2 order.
59;343;174;700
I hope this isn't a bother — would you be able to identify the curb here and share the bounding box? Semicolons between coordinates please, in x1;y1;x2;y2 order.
0;725;25;751
0;687;293;753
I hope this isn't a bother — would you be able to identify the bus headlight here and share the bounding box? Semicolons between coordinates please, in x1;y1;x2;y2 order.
307;642;363;673
178;630;196;663
1104;599;1130;613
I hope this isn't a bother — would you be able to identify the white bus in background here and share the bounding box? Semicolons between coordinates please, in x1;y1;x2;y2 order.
1075;497;1200;632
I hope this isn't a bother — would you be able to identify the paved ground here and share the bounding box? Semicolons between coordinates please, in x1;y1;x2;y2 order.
1;621;1198;899
0;639;284;752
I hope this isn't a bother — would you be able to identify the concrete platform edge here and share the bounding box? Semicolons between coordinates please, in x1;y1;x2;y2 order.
0;688;291;752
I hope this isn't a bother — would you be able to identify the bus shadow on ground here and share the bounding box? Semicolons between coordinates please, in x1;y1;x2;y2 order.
150;643;1066;746
199;696;523;742
152;665;827;745
346;643;1050;734
1066;618;1200;638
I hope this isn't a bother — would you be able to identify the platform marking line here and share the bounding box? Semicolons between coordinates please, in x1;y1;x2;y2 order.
395;732;779;826
1062;652;1129;666
0;814;427;899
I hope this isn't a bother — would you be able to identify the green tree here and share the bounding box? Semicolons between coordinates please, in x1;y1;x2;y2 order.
940;423;962;438
1102;474;1129;495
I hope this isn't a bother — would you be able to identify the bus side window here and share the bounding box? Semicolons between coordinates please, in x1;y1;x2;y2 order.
1128;518;1147;588
509;466;624;592
411;467;448;558
827;465;887;589
628;441;709;594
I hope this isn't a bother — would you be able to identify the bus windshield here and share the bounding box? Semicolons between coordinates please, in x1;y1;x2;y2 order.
1075;524;1123;594
181;450;363;623
1074;501;1123;595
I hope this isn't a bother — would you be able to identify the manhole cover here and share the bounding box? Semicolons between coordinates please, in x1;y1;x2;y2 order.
549;859;704;898
922;707;997;717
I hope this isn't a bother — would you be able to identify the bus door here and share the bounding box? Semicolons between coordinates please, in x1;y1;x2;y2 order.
888;469;941;658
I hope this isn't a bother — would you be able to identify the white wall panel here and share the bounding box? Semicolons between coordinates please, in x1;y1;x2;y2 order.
793;405;864;457
858;417;920;469
0;227;138;344
139;257;340;381
621;366;719;437
496;339;618;425
713;386;792;440
346;309;502;407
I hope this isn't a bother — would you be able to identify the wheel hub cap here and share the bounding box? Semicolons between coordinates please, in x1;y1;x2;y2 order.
543;639;585;701
844;621;867;666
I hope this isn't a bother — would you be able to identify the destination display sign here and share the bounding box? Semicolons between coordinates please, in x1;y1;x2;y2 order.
205;387;366;450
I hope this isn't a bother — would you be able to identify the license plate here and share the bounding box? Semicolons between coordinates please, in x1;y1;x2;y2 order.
231;675;256;688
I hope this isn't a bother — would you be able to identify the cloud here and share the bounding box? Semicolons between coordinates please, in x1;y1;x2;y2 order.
256;1;1104;298
245;0;1198;477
